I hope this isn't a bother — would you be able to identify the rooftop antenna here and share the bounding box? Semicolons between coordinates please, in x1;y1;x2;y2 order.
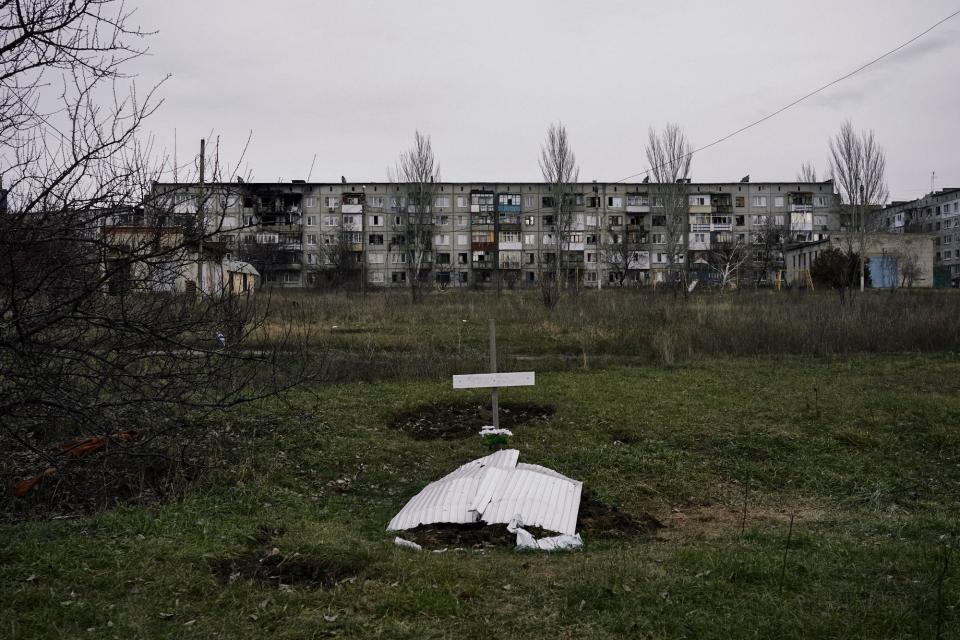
931;170;936;194
307;153;317;182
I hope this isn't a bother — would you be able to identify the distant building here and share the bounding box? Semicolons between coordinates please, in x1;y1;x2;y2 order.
784;232;936;289
878;188;960;282
147;178;842;289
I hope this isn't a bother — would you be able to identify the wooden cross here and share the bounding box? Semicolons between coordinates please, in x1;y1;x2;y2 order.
452;319;535;428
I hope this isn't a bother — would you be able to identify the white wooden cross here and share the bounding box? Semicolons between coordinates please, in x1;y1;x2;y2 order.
452;319;535;428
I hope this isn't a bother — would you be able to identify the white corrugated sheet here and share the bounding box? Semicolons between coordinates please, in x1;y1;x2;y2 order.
387;449;582;536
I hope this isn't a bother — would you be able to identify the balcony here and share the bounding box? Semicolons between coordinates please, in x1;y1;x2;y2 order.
261;223;302;233
563;242;585;252
499;241;522;251
498;214;521;227
714;204;733;214
342;204;363;214
626;205;650;213
791;204;813;213
689;205;712;214
472;241;496;251
499;260;522;270
470;204;494;214
496;204;521;213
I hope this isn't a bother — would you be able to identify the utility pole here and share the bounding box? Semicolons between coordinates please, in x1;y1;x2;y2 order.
859;184;867;293
198;138;205;296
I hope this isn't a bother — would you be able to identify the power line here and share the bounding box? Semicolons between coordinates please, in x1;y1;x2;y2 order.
611;7;960;186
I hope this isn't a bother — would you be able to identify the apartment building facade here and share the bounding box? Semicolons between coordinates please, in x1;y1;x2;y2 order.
878;187;960;280
147;179;841;289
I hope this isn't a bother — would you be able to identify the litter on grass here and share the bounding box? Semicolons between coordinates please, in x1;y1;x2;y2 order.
479;426;513;437
387;449;583;550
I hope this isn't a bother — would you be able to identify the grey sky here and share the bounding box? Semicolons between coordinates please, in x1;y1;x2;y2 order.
130;0;959;201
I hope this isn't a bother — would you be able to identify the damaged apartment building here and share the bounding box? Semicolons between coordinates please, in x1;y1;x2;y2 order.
877;187;960;285
144;178;842;289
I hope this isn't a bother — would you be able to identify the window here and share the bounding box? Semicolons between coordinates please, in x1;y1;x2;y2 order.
652;233;664;244
306;234;317;245
283;272;299;284
735;215;745;226
305;197;316;209
586;252;596;263
436;252;451;264
458;252;468;264
694;233;706;243
524;215;535;225
735;196;745;208
774;196;785;208
586;215;597;226
456;233;469;247
324;215;338;226
608;196;623;207
369;215;383;227
524;233;536;245
369;271;385;284
392;272;407;283
526;252;535;264
368;252;385;264
752;196;767;207
627;195;649;207
814;195;829;207
587;196;600;208
433;234;450;246
542;196;555;208
774;215;785;226
391;253;407;264
436;215;449;225
543;215;555;226
652;215;666;226
307;253;317;265
498;194;520;206
343;215;356;226
457;215;466;225
368;234;384;245
324;196;338;208
256;233;278;244
305;215;316;226
523;195;535;208
435;195;450;208
456;196;466;208
500;232;520;243
689;196;708;206
369;195;384;208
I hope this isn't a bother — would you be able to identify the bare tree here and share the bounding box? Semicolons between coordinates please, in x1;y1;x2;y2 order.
828;120;889;292
1;1;312;510
601;227;645;287
646;124;693;294
753;213;792;286
390;131;439;303
709;233;751;292
797;162;818;183
538;122;579;307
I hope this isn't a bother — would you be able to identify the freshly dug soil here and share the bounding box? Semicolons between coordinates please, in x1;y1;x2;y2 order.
390;401;554;440
210;552;368;589
395;492;663;549
210;524;370;589
578;490;664;537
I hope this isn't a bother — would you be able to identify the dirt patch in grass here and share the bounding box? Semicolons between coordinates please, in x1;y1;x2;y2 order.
211;525;370;589
395;494;663;549
211;551;369;589
578;491;664;537
390;401;555;440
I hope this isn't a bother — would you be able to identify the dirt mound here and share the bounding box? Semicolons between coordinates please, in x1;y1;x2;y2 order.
390;401;554;440
578;491;664;537
211;525;369;589
399;522;558;549
395;494;662;549
211;552;368;589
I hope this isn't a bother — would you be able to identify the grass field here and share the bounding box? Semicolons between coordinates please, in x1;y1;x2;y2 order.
3;349;958;638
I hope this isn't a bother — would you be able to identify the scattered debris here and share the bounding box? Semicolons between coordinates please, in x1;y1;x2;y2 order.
388;449;582;550
509;520;583;551
479;426;513;437
390;402;553;440
393;537;422;552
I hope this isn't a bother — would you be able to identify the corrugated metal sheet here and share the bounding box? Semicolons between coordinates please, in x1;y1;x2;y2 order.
387;449;582;536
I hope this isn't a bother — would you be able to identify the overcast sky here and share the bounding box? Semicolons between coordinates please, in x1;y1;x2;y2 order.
129;0;959;201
